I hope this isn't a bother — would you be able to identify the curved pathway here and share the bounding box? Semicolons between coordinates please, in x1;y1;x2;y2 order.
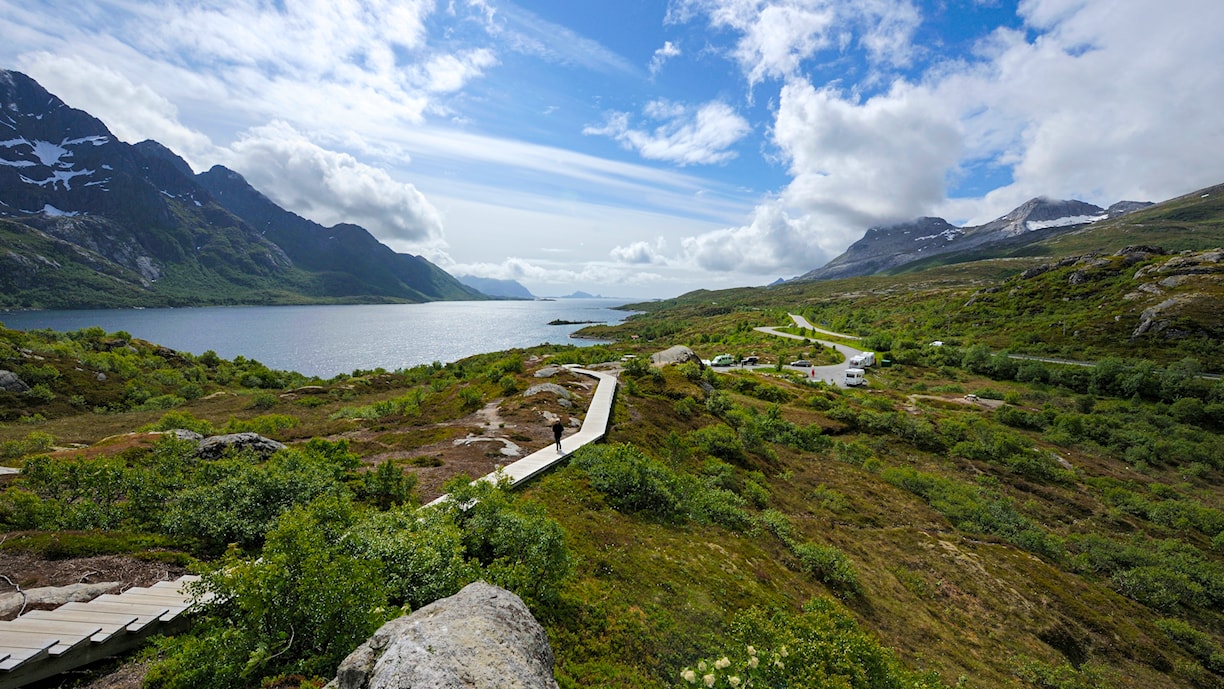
426;365;618;506
753;315;867;387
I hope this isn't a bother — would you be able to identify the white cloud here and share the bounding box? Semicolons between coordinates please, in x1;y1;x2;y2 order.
668;0;921;86
486;2;636;75
584;100;751;166
650;41;682;75
610;239;669;265
17;53;216;167
415;49;499;94
223;122;445;246
936;0;1224;223
774;78;963;228
681;199;829;274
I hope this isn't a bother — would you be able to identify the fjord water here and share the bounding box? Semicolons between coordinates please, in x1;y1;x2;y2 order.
0;299;634;378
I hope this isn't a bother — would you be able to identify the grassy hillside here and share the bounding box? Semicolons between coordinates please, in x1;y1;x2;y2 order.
0;189;1221;688
1;310;1222;688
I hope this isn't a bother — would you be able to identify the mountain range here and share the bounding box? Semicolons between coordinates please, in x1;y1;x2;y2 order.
0;69;484;309
456;275;535;300
799;197;1154;282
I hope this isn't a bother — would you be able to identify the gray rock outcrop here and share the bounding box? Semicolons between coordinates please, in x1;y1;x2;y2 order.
0;582;121;618
329;581;559;689
651;345;702;367
0;370;30;393
523;383;571;399
194;432;286;460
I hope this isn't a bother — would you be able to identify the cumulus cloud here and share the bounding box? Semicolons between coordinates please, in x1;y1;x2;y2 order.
585;100;751;166
223;122;444;245
774;79;963;228
650;41;682;75
668;0;921;86
934;0;1224;222
610;238;669;265
681;199;830;275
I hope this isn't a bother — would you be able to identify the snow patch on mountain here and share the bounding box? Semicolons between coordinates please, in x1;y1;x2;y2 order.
1026;213;1108;231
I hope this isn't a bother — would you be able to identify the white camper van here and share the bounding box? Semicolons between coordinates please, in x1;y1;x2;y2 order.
844;368;866;386
848;352;876;368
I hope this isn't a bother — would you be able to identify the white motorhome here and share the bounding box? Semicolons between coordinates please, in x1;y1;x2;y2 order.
848;352;876;367
844;368;866;386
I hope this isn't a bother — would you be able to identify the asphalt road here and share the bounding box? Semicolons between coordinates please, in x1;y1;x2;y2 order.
741;318;868;388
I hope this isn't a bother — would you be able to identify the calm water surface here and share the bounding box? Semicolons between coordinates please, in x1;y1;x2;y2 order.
0;299;636;378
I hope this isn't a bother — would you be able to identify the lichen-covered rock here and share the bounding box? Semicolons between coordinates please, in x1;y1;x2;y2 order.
523;383;571;399
329;581;559;689
650;345;702;367
194;432;286;460
0;370;30;393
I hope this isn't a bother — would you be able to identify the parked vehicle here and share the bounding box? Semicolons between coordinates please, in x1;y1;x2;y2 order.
844;368;866;386
790;359;811;367
741;356;759;365
711;354;735;366
849;352;876;367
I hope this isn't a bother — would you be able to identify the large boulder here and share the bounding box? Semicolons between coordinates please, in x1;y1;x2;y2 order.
650;345;702;367
0;370;30;393
329;581;559;689
194;432;286;460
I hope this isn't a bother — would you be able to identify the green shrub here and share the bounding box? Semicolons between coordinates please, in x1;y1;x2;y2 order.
792;542;862;596
145;411;215;436
355;461;418;510
678;598;949;689
571;444;683;518
441;476;573;608
347;506;475;610
148;496;388;688
248;392;279;410
689;424;745;464
161;440;357;551
1156;618;1224;674
1012;655;1109;689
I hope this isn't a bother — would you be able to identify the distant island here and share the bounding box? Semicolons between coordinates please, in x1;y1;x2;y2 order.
548;319;603;326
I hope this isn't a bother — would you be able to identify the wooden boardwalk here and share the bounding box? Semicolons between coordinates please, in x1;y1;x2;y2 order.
427;365;618;506
0;366;617;685
0;575;201;688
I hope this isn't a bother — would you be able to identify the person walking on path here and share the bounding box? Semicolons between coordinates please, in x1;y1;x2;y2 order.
552;419;564;453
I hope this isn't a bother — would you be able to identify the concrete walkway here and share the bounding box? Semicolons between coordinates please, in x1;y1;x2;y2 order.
0;575;202;689
426;365;618;506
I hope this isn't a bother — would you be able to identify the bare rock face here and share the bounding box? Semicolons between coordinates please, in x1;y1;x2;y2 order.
194;432;286;460
651;345;702;367
0;370;30;393
329;581;559;689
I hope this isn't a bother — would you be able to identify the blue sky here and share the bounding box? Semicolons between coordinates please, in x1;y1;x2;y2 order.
3;0;1223;298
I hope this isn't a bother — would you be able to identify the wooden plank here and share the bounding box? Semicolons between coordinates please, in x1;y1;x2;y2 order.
116;587;191;600
2;619;103;654
59;601;170;625
0;631;61;650
0;637;56;672
87;594;185;609
21;609;139;628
